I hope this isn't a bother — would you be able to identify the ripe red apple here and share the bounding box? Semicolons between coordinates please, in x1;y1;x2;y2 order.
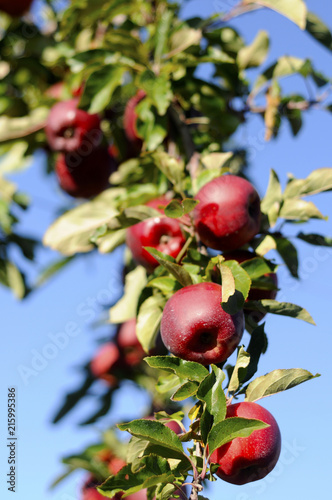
116;319;167;364
46;99;102;153
193;175;261;251
45;82;65;101
0;0;33;16
160;282;244;365
97;450;126;476
123;90;146;149
90;342;121;386
126;196;186;272
82;476;123;500
210;401;281;485
55;146;116;198
116;319;146;366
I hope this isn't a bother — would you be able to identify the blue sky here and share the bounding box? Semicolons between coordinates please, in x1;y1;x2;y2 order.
1;1;332;500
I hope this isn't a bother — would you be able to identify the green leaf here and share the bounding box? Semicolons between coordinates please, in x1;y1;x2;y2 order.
83;65;125;114
243;324;268;384
152;152;185;192
297;232;332;246
156;373;183;395
96;228;127;254
164;200;183;219
145;356;209;383
147;276;182;295
254;235;277;256
0;107;48;143
284;168;332;198
228;347;251;394
109;205;161;230
240;257;277;280
220;263;235;303
172;380;200;401
182;198;199;214
245;299;315;324
306;11;332;52
273;235;299;278
168;27;202;58
201;152;233;170
279;198;326;221
145;248;193;287
0;142;31;174
207;417;269;456
126;436;150;472
139;71;173;116
136;293;166;353
136;99;168;151
79;390;114;426
245;368;320;402
37;256;74;286
164;199;198;219
154;10;173;65
118;419;185;457
197;365;227;425
237;30;269;69
0;177;16;201
52;373;94;424
99;456;175;497
254;56;306;92
43;189;123;256
261;169;282;226
221;260;251;314
244;0;307;29
6;261;26;299
110;267;147;324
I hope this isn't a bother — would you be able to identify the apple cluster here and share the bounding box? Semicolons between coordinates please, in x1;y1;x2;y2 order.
45;97;118;198
124;172;281;487
44;87;148;198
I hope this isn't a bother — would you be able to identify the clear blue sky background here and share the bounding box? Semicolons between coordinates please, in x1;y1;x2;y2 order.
1;1;332;499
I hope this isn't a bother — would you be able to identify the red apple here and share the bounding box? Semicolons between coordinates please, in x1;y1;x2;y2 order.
193;175;261;251
160;282;244;365
0;0;33;16
46;99;102;153
55;146;116;198
123;90;146;149
45;82;65;101
90;342;121;386
82;476;122;500
210;401;281;485
116;318;146;366
116;319;167;365
126;197;186;272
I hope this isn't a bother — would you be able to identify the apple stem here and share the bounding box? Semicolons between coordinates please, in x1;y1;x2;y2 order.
189;478;203;500
175;485;190;500
176;235;194;263
200;446;208;481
